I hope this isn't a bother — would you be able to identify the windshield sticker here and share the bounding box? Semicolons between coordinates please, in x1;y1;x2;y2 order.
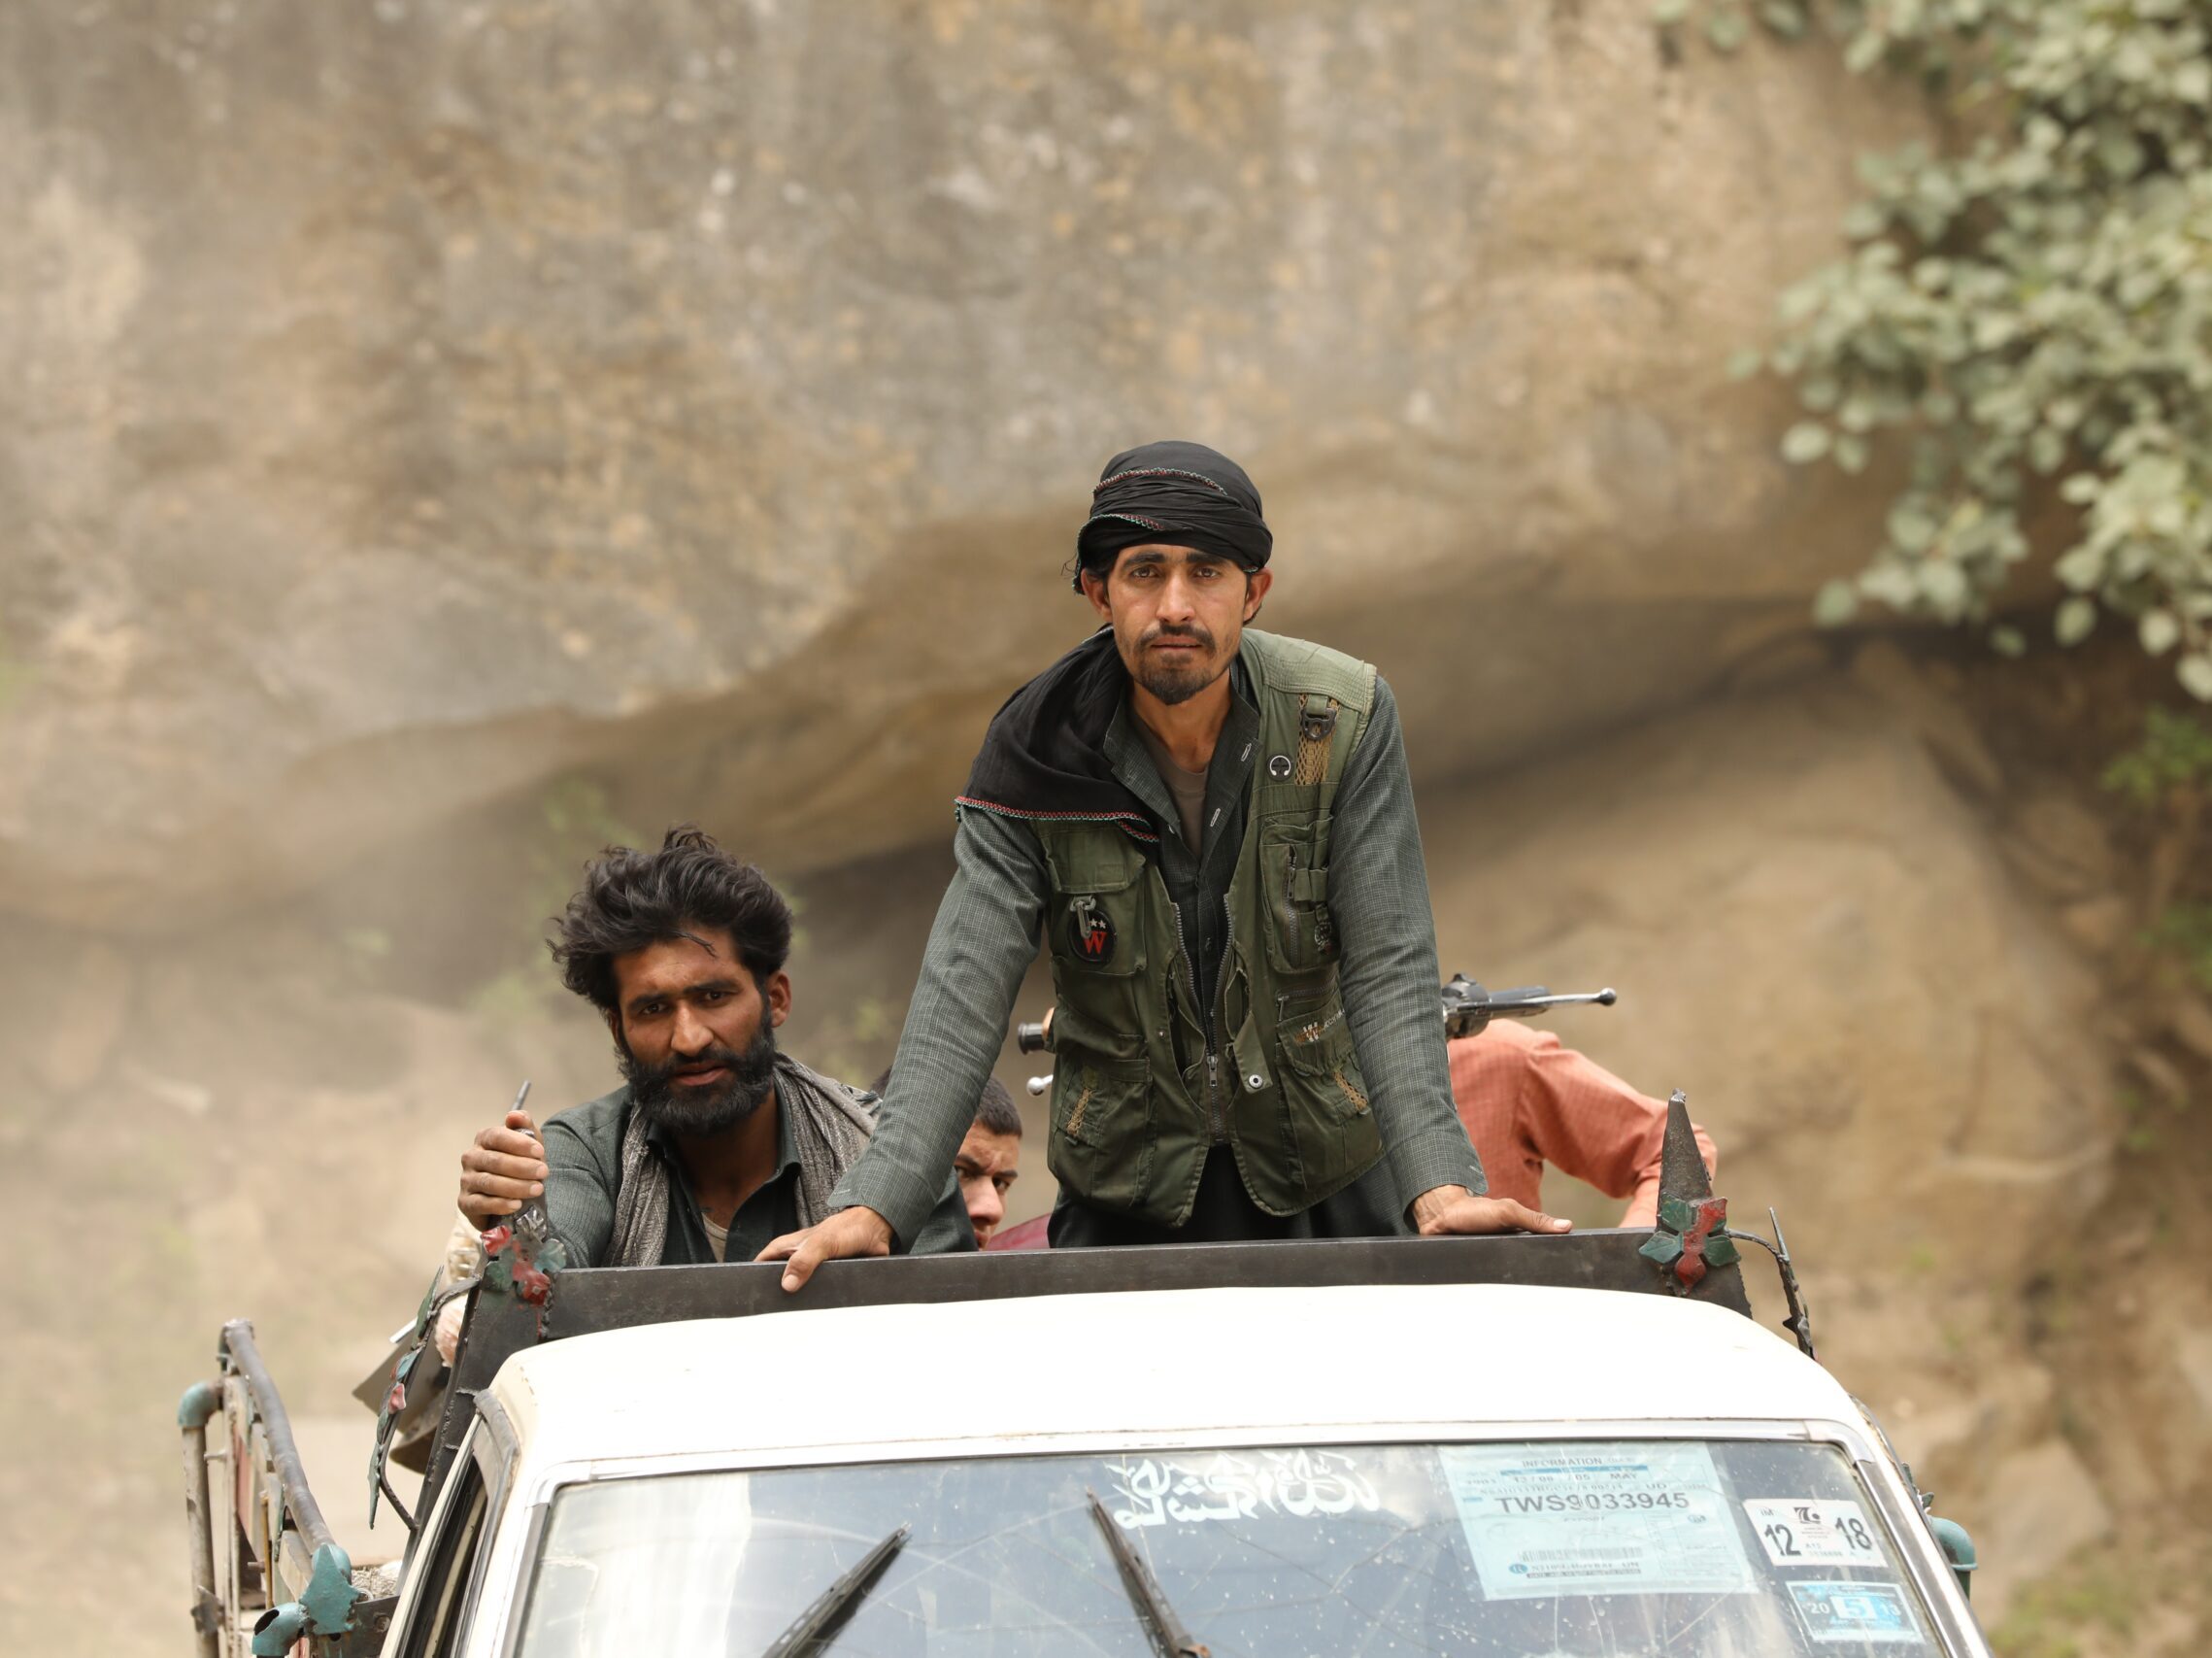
1440;1442;1757;1601
1788;1579;1923;1644
1744;1499;1884;1567
1108;1449;1381;1528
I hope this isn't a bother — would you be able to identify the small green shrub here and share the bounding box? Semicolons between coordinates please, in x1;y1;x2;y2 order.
2142;898;2212;992
2102;706;2212;987
2101;705;2212;806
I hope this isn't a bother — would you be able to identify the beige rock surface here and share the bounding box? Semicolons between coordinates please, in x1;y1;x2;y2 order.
1973;1439;2116;1622
1422;677;2115;1287
2182;1331;2212;1425
0;0;1920;927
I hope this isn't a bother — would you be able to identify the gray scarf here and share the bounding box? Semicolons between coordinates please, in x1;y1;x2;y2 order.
607;1051;878;1268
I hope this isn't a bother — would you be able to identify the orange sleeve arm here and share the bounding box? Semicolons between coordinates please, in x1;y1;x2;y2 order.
1507;1026;1717;1227
1446;1031;1546;1211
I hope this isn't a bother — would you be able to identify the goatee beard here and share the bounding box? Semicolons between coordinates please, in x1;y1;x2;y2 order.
623;1007;779;1137
1131;624;1223;706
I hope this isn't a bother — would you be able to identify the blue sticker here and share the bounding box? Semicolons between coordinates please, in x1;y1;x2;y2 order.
1788;1579;1922;1644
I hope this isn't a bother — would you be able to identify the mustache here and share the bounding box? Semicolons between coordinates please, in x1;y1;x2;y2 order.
631;1043;745;1087
1141;621;1215;649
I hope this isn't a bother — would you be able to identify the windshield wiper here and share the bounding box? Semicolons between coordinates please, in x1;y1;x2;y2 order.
1086;1489;1211;1658
756;1524;910;1658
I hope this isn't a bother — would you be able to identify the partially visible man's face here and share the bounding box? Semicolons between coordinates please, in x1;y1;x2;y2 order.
953;1125;1021;1248
610;928;790;1138
1083;545;1272;708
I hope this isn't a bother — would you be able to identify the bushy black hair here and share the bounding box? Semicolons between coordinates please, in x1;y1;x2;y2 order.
550;825;792;1013
973;1074;1022;1137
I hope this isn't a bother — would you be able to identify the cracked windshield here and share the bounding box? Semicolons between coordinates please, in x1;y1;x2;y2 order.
517;1438;1939;1656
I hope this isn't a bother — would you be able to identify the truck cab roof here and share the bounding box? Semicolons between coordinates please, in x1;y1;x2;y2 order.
488;1280;1863;1476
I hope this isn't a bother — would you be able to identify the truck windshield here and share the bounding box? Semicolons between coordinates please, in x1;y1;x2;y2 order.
514;1438;1947;1657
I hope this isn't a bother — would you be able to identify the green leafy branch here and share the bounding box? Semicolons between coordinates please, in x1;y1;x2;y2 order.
1674;0;2212;699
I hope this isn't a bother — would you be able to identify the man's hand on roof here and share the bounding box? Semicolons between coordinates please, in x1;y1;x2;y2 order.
1411;1184;1570;1236
758;1205;894;1292
458;1107;547;1230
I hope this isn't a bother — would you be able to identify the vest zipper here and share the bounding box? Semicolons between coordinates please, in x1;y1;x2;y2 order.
1165;897;1203;1017
1213;894;1241;1144
1167;895;1224;1143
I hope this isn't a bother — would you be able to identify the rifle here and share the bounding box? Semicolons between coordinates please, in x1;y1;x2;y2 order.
1439;974;1616;1039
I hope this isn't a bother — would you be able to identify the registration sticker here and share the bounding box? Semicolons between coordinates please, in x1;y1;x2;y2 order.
1440;1442;1757;1601
1743;1499;1883;1566
1788;1580;1923;1644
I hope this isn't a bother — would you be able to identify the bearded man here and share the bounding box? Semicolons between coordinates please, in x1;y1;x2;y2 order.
766;440;1568;1292
455;826;973;1265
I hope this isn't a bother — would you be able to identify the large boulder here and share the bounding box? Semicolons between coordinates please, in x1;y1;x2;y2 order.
0;0;1921;927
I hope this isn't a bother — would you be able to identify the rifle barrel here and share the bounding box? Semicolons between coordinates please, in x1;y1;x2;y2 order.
1489;989;1617;1015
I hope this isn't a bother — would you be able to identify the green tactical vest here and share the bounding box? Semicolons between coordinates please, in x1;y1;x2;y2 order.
1030;630;1385;1228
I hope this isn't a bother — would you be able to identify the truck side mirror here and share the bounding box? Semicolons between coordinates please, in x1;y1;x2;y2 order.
1927;1515;1978;1600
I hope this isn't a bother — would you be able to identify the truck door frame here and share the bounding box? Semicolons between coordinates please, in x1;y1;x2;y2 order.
385;1402;518;1658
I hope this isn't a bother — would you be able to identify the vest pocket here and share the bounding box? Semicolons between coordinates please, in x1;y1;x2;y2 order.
1045;1050;1156;1214
1041;842;1150;979
1274;1002;1384;1194
1258;811;1340;974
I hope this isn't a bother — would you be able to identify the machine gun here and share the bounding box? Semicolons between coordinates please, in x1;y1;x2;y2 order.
1017;974;1619;1093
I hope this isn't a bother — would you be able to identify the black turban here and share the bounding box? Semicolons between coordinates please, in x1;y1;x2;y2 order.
1072;439;1273;590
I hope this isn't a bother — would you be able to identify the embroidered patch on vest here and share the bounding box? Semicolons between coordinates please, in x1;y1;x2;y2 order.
1068;896;1116;964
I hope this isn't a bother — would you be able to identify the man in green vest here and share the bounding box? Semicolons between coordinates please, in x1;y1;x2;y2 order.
764;440;1568;1289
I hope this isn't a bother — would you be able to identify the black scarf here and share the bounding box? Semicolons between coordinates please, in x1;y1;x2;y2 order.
958;628;1155;835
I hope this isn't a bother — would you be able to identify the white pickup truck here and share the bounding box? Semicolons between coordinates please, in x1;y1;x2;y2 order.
179;1164;1989;1658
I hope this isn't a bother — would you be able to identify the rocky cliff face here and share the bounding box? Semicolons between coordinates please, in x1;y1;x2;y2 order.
0;0;1915;925
12;7;2207;1656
